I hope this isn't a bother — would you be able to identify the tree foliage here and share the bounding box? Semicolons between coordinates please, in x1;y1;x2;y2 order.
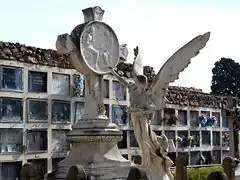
211;57;240;97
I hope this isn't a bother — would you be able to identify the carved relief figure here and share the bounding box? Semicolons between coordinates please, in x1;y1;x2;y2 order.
101;30;112;66
84;27;100;70
81;24;118;73
111;32;211;180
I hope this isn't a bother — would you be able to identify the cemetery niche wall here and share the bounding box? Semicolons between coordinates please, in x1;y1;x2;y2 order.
0;12;231;180
0;41;231;179
0;40;86;180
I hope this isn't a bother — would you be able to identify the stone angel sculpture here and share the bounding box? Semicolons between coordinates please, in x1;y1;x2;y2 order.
111;32;210;180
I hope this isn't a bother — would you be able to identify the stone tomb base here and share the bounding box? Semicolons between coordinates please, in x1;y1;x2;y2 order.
46;118;131;180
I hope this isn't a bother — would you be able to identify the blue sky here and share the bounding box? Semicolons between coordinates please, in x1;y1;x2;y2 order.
1;0;240;92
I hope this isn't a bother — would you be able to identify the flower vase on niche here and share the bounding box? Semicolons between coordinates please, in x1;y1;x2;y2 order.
7;144;13;152
192;135;199;147
167;115;178;126
222;133;230;146
1;145;6;153
114;107;124;125
210;116;217;127
199;114;207;127
73;74;85;97
181;136;189;148
199;114;218;127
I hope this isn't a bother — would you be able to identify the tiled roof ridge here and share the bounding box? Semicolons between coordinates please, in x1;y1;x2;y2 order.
0;41;202;92
0;40;229;108
0;41;72;68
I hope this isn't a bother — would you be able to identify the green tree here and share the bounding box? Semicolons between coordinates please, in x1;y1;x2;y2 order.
211;57;240;97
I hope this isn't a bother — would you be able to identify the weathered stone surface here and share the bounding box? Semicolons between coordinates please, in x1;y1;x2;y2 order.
127;167;149;180
20;163;41;180
67;165;87;180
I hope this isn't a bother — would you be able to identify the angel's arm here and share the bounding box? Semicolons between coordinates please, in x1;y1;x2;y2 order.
111;68;130;88
131;68;141;86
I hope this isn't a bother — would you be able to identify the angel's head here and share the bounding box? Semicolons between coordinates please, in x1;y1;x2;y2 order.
137;75;148;87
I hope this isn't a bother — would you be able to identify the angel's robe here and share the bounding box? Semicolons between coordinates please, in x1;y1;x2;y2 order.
131;113;174;180
128;84;155;113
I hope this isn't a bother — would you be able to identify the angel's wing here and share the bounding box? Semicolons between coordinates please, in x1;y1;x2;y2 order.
149;32;210;109
133;54;144;76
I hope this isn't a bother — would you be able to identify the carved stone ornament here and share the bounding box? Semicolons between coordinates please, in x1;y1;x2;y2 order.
57;6;120;75
82;6;105;23
80;21;119;74
68;135;122;143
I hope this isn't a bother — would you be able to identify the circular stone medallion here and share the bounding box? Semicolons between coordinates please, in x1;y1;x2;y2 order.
80;21;120;74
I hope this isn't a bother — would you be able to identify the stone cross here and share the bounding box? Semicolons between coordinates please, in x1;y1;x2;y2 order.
51;6;131;180
56;6;120;119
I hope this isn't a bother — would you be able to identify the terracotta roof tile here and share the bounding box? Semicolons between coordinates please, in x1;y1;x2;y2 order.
0;41;72;69
0;41;228;108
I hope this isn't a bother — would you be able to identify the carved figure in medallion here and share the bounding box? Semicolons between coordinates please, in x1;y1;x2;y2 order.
56;20;120;118
84;27;100;70
80;22;119;74
111;32;211;180
101;30;112;66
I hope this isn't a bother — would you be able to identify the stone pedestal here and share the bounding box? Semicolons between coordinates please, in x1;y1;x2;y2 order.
47;118;130;180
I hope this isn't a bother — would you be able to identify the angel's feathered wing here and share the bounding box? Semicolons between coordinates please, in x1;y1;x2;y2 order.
148;32;211;110
133;54;144;76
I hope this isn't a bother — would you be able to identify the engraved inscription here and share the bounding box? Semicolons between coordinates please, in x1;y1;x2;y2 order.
68;135;122;142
